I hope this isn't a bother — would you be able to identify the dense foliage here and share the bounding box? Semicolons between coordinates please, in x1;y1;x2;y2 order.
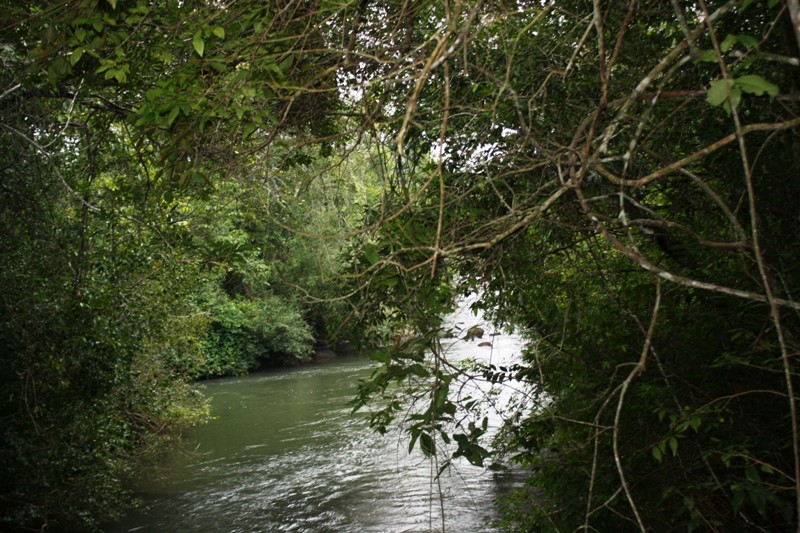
338;1;800;531
0;1;350;529
2;0;800;531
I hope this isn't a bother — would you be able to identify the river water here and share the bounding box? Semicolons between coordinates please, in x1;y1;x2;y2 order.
108;301;526;532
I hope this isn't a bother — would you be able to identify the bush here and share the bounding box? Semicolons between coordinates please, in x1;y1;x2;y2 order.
197;285;314;377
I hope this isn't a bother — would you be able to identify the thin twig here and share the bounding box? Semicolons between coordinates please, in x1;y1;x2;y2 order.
0;83;21;101
612;278;661;532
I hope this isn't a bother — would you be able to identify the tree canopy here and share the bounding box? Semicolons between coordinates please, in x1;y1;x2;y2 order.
2;0;800;530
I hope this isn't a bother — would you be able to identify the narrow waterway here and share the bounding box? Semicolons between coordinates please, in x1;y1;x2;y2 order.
108;302;525;532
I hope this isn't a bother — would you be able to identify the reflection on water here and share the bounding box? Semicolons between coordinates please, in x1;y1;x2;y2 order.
108;300;525;532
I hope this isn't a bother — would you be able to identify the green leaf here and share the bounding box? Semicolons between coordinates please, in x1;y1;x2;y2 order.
75;27;87;43
721;34;736;53
669;436;679;456
167;106;180;126
721;86;742;115
367;350;391;364
279;54;294;72
106;0;117;9
737;34;759;50
707;79;732;107
192;30;205;57
735;74;779;98
408;430;419;453
213;26;225;38
419;432;434;456
242;122;257;139
364;244;379;265
407;363;429;377
652;446;662;462
69;48;84;66
95;59;115;74
745;465;761;482
694;49;717;63
731;485;745;513
47;59;67;83
751;487;767;516
433;385;449;412
465;444;489;466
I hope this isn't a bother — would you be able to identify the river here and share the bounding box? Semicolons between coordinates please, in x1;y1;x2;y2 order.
107;300;526;532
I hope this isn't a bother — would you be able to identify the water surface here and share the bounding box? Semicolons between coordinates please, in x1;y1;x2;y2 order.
109;302;524;532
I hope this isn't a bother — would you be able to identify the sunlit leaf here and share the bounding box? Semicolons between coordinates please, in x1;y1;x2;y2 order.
736;74;779;97
192;30;205;57
95;59;115;74
707;78;733;107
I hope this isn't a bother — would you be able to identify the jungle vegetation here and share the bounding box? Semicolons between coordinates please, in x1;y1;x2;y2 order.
2;0;800;531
